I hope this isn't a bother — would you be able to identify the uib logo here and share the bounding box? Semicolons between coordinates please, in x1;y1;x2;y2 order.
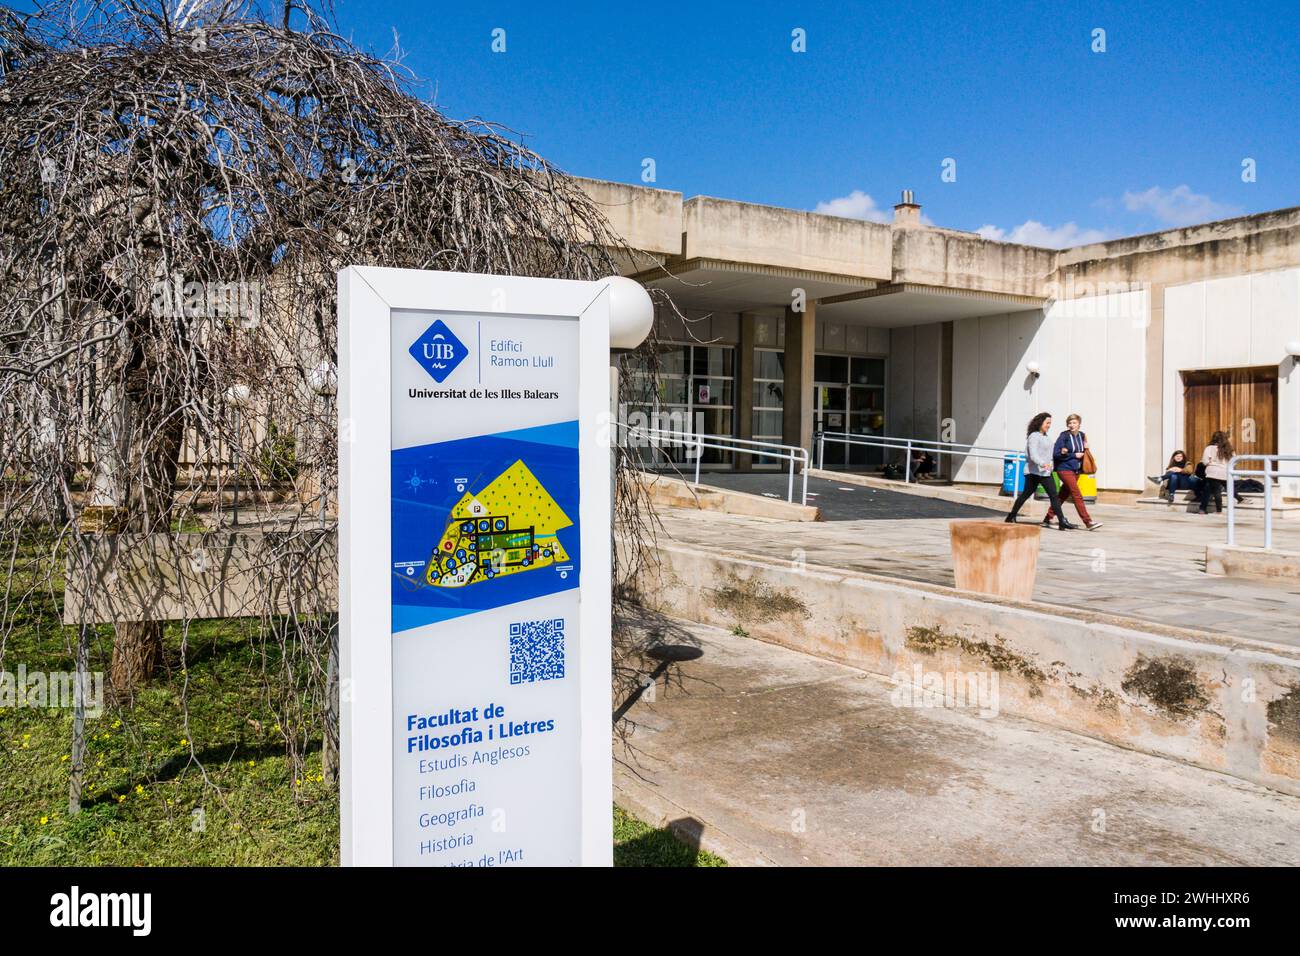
409;319;467;383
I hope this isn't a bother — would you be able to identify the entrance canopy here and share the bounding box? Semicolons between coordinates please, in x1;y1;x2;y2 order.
819;282;1047;328
632;257;877;315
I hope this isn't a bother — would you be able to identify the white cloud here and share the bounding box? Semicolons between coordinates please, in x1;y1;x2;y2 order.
975;220;1113;249
1120;185;1239;227
813;190;890;223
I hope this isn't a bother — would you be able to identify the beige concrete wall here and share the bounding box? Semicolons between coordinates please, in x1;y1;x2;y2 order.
640;472;818;520
573;177;683;258
682;196;892;280
64;531;335;624
634;542;1300;796
890;228;1058;297
1056;207;1300;279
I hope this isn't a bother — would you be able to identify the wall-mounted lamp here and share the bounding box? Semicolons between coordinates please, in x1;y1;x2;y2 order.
1026;361;1041;378
603;275;655;352
1285;341;1300;359
307;360;337;397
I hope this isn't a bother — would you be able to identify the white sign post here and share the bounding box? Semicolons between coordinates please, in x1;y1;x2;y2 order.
338;267;645;867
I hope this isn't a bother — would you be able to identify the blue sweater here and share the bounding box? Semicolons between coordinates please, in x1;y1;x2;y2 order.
1054;430;1086;472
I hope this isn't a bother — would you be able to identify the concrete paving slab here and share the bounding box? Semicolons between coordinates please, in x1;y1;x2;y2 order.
652;498;1300;646
614;613;1300;866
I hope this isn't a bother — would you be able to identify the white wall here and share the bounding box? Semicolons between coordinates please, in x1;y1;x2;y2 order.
951;290;1149;489
888;322;944;441
1163;267;1300;496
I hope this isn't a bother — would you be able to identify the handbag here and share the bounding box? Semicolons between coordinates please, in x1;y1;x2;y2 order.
1195;461;1207;480
1081;448;1097;475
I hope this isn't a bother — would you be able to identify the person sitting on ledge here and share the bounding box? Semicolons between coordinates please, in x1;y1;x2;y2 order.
909;450;936;481
1151;449;1201;503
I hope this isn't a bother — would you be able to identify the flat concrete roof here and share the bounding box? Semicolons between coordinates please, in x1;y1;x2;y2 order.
631;257;876;316
819;283;1046;327
576;177;1300;312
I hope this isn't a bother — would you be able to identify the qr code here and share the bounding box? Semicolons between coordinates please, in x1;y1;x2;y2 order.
509;618;566;685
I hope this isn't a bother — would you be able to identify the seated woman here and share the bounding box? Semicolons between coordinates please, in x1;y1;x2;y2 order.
1159;450;1201;502
910;450;936;481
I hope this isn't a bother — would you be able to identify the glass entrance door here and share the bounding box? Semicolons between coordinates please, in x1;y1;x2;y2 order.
812;353;886;469
812;384;849;467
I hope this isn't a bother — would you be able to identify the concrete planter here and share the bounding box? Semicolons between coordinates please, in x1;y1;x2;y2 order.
949;519;1040;601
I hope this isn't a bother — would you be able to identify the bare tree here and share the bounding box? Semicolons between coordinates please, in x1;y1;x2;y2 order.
0;1;678;816
0;0;644;685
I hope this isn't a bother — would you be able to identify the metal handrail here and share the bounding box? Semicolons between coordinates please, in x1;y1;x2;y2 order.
1227;454;1300;550
816;431;1022;482
617;423;809;505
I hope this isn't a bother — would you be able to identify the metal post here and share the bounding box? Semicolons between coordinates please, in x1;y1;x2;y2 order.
1265;458;1274;551
1226;458;1236;547
801;453;809;506
68;619;89;815
694;435;702;487
818;433;824;470
904;439;912;483
232;406;242;527
787;453;794;503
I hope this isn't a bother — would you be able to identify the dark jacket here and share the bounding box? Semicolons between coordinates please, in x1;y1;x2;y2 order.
1053;430;1086;473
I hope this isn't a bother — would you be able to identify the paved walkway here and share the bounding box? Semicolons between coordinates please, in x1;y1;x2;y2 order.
698;472;1002;521
655;494;1300;646
614;615;1300;866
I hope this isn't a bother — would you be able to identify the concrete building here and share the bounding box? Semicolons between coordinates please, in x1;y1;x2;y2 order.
582;177;1300;495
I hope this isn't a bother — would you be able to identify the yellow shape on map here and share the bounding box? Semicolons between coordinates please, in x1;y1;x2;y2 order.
425;460;572;588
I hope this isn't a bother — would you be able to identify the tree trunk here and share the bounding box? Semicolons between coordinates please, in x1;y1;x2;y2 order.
108;357;185;695
110;620;165;693
323;613;339;784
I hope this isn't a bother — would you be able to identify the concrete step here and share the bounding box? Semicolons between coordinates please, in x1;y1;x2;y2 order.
1145;482;1286;503
1135;494;1300;518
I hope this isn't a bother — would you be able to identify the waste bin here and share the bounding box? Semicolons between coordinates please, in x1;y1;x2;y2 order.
1001;454;1026;496
1033;471;1098;503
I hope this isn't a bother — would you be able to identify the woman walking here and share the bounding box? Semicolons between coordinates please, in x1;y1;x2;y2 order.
1043;413;1102;531
1006;412;1076;529
1198;431;1234;514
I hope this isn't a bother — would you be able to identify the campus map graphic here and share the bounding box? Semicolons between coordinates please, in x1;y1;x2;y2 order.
424;460;572;589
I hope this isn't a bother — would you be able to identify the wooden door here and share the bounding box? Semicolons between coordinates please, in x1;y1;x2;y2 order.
1183;367;1277;459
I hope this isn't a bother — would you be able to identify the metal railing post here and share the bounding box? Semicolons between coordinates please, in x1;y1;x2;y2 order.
1227;456;1236;547
801;453;808;506
694;435;702;487
818;433;824;470
904;439;912;483
1265;458;1274;551
787;454;795;503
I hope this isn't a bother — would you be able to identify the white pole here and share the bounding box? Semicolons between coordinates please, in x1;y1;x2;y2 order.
1227;457;1236;547
801;453;809;506
1265;458;1274;551
904;439;912;483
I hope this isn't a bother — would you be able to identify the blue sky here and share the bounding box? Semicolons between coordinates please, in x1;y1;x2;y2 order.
329;0;1297;246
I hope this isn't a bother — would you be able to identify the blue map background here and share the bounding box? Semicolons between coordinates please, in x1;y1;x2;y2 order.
390;421;581;633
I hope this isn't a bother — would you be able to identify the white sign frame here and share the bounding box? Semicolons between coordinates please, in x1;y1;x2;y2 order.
338;266;613;866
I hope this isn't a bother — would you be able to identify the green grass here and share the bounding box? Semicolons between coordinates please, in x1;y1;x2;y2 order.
613;806;726;867
0;619;338;865
0;546;720;866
